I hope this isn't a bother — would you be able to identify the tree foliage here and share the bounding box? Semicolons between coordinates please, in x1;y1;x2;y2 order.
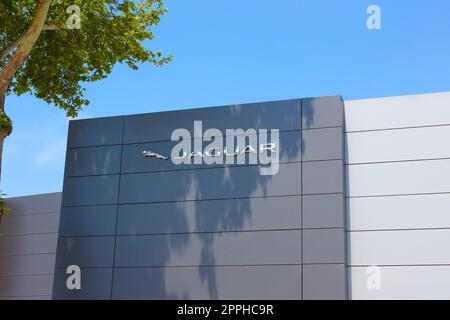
0;0;172;117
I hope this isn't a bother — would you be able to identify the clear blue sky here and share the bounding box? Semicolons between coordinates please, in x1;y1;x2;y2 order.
4;0;450;196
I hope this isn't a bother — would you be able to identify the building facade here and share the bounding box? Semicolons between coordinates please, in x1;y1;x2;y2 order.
1;91;450;299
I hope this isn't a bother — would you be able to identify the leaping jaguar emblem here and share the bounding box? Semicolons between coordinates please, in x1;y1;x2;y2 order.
142;150;169;160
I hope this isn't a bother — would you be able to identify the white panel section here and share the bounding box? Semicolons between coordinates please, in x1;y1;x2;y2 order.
350;266;450;300
350;229;450;266
348;194;450;231
347;159;450;197
344;91;450;132
346;126;450;164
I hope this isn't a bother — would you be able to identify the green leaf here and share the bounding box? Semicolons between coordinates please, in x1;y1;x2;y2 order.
1;0;172;117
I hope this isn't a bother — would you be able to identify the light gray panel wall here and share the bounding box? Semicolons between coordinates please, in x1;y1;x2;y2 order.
112;265;302;300
0;212;59;236
350;266;450;300
348;194;450;231
344;91;450;132
0;233;58;256
1;295;52;300
0;193;61;300
350;229;450;266
117;196;301;235
5;193;61;215
345;92;450;300
346;126;450;164
0;275;54;297
347;159;450;197
0;254;56;276
115;230;302;267
119;163;301;204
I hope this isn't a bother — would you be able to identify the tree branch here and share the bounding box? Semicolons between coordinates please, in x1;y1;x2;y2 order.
43;24;64;31
0;0;52;97
0;34;26;61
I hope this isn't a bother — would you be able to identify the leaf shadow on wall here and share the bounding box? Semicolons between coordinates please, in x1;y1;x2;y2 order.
113;99;314;299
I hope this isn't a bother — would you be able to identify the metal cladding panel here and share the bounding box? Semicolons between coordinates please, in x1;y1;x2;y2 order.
122;99;302;144
0;275;54;297
302;127;343;161
117;196;302;235
350;266;450;300
5;193;61;215
1;193;61;300
65;145;122;177
302;96;344;129
59;206;117;237
346;126;450;164
303;264;347;300
61;175;120;206
0;254;56;276
344;91;450;132
0;233;58;256
55;236;115;268
303;160;344;195
67;116;123;148
345;92;450;300
350;229;450;266
114;230;302;267
119;163;302;204
347;159;450;197
303;229;346;264
303;194;344;229
55;96;347;299
0;212;59;236
348;194;450;231
112;266;302;300
121;130;302;173
52;268;113;300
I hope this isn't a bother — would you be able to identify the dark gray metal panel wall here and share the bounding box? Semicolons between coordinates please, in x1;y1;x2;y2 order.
53;96;347;299
301;96;346;300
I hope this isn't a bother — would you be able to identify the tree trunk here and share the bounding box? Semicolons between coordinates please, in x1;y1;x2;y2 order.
0;0;51;88
0;86;7;183
0;86;7;220
0;0;51;185
0;0;51;221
